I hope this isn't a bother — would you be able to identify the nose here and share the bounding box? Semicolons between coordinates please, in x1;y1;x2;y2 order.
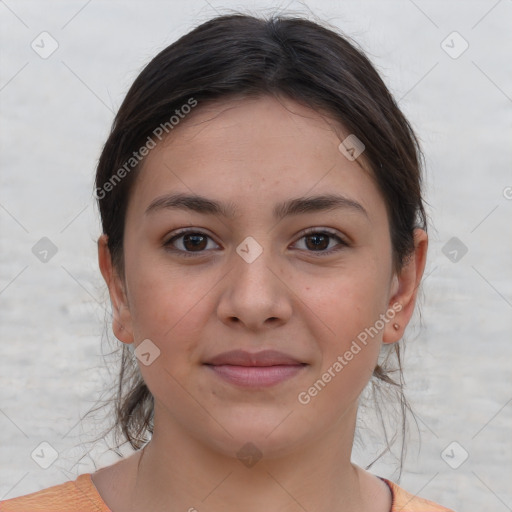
216;241;293;332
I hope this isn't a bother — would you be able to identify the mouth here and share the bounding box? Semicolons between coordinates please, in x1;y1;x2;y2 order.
203;349;308;388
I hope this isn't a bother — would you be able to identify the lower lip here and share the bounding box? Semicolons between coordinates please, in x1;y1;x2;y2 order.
206;364;306;388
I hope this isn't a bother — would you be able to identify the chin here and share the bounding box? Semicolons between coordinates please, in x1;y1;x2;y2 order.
203;410;309;461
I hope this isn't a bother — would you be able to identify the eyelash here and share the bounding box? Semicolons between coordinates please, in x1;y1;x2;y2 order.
163;228;349;258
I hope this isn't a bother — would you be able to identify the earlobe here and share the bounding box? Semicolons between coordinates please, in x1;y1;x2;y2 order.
383;229;428;344
97;234;134;345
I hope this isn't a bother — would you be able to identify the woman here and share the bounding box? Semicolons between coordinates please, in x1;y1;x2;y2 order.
0;13;454;512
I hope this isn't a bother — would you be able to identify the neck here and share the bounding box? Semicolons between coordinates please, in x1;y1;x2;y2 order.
124;404;380;512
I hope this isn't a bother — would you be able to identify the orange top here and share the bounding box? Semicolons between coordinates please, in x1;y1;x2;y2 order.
0;473;455;512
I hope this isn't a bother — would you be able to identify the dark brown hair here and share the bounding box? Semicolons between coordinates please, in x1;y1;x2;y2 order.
90;12;426;477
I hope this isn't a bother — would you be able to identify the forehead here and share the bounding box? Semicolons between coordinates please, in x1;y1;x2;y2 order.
150;94;363;167
126;95;385;223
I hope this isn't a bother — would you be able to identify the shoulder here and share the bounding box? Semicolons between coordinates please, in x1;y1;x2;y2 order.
0;473;111;512
382;478;456;512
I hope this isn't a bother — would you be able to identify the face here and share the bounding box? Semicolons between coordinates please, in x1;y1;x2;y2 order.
100;95;424;459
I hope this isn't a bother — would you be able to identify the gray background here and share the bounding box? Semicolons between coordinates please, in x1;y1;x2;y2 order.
1;1;511;510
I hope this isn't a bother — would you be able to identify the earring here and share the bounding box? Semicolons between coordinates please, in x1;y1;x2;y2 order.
393;323;400;331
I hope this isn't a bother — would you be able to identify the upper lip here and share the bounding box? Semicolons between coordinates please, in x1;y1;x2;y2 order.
204;350;305;367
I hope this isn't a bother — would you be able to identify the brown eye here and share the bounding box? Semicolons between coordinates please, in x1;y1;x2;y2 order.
304;233;330;251
163;228;348;258
164;230;219;256
180;233;208;251
293;228;348;255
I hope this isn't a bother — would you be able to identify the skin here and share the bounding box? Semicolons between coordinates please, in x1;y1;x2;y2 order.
94;95;428;512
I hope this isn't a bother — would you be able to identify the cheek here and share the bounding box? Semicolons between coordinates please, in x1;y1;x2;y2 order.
301;261;390;342
297;282;385;413
296;261;389;387
123;250;204;355
125;270;208;403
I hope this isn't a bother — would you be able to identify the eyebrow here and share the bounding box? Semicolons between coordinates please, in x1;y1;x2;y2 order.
144;192;368;220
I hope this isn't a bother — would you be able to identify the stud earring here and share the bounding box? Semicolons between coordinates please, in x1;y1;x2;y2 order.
393;323;400;331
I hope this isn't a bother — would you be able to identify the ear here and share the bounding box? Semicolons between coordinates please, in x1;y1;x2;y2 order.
97;234;134;345
383;228;428;344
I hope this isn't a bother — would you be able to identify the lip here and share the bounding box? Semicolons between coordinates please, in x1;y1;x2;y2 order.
204;349;304;366
204;350;307;388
